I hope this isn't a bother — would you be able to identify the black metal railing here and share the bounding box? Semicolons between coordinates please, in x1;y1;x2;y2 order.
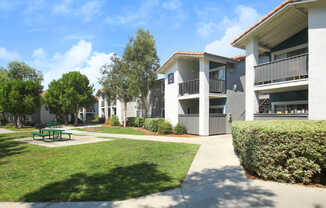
179;79;225;96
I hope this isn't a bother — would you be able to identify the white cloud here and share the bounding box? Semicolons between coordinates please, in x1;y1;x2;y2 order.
197;22;219;38
78;1;101;23
204;6;262;57
162;0;181;10
52;0;101;23
106;0;159;25
0;47;20;61
31;40;113;90
52;0;72;15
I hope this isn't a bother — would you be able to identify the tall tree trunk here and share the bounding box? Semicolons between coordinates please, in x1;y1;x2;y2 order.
14;115;18;128
141;96;148;118
123;101;127;128
74;111;78;126
18;115;23;128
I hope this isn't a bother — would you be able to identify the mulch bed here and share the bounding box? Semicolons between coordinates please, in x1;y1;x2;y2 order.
134;128;199;138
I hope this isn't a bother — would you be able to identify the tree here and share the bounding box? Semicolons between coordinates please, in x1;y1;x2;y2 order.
124;29;160;118
43;79;66;123
0;67;8;124
0;62;43;127
44;71;95;126
100;55;135;128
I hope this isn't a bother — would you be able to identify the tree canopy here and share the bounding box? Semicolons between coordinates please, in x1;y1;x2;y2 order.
123;29;160;117
100;55;135;127
0;62;43;127
43;71;95;125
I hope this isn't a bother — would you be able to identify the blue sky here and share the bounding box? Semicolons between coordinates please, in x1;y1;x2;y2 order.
0;0;284;89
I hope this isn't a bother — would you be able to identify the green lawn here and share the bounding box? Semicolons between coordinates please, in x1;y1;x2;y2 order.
0;132;199;202
0;125;37;132
76;126;145;135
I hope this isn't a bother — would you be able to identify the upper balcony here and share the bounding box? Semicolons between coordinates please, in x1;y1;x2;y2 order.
179;79;225;96
254;54;308;86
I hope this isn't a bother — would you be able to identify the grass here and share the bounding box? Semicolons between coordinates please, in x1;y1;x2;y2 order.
75;126;145;135
0;124;37;132
0;132;199;202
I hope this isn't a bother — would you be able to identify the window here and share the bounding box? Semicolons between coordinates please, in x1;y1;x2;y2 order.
168;73;174;84
274;47;308;61
209;105;225;114
272;101;308;114
209;67;225;81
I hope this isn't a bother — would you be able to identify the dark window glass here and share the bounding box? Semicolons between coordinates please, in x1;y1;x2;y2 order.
168;73;174;84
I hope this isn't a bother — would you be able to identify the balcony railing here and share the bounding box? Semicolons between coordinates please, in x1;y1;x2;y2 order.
179;79;225;96
254;54;308;85
209;80;225;93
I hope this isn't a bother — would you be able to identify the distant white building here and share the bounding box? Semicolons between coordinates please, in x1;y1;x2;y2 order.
96;79;165;122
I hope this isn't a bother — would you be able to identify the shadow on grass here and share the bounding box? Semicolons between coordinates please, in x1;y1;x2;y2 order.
0;134;28;160
20;163;174;202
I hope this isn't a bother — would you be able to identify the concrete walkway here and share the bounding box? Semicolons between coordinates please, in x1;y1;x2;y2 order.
1;132;326;208
0;128;14;134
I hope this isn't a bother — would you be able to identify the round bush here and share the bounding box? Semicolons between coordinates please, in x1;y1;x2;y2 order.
174;124;187;135
144;118;164;132
158;121;173;134
135;117;145;127
232;120;326;184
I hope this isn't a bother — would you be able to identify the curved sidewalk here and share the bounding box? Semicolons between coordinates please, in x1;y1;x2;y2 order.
1;132;326;208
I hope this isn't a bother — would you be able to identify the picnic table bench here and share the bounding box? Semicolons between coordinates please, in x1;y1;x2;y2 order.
32;127;73;142
46;122;61;128
32;132;49;141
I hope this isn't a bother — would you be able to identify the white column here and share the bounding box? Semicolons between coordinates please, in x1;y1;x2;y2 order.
82;108;86;121
245;38;259;120
199;57;209;136
104;96;109;120
308;3;326;120
98;97;102;118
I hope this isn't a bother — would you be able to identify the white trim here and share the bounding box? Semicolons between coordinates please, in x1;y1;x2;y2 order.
254;79;308;92
271;43;308;61
209;65;226;72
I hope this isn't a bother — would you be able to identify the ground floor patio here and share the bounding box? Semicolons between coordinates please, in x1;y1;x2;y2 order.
2;130;326;208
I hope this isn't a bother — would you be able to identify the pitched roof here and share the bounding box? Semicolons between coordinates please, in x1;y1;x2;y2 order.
156;51;239;73
231;0;301;46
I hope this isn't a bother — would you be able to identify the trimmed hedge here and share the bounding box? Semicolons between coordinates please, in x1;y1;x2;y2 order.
144;118;164;132
232;121;326;184
158;121;173;134
174;124;186;135
127;117;145;127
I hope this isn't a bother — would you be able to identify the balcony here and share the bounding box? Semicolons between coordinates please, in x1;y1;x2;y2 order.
254;54;308;86
179;79;225;96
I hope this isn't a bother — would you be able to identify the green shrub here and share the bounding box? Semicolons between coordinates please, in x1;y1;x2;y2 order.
158;121;173;134
144;118;164;132
110;115;120;126
93;115;105;124
232;120;326;184
174;124;187;135
127;117;136;127
135;117;145;127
